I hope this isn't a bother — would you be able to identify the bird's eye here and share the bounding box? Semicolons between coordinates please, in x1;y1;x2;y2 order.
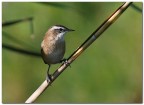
60;28;63;31
59;28;63;32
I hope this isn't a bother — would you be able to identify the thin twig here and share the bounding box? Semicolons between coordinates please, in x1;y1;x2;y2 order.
2;17;33;27
2;44;41;57
131;3;142;13
25;2;132;103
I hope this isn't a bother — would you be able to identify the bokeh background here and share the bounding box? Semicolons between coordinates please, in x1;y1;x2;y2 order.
2;2;142;103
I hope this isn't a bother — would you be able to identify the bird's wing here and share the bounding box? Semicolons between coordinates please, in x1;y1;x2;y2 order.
41;48;47;64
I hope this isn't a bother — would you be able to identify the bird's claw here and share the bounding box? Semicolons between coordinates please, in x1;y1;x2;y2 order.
61;59;71;67
46;74;52;83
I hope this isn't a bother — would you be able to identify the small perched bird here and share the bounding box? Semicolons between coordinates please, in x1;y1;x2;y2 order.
41;25;75;82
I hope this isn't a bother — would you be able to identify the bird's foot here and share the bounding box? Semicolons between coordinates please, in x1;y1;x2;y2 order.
60;59;71;67
46;74;52;83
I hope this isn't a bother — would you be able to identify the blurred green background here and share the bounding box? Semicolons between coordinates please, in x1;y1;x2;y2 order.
2;2;142;103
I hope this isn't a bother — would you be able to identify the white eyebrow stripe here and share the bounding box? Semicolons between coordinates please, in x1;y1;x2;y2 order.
51;26;64;30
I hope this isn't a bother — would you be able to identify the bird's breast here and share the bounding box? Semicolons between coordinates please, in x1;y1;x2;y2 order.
41;39;65;64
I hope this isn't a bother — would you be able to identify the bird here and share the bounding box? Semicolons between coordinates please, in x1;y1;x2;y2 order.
41;25;75;82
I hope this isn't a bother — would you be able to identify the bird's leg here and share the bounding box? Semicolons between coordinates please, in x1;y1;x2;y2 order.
46;64;52;82
60;58;71;67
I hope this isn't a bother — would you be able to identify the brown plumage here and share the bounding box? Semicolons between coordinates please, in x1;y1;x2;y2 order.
41;31;65;64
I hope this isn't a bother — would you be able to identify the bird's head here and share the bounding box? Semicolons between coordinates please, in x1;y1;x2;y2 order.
47;25;75;40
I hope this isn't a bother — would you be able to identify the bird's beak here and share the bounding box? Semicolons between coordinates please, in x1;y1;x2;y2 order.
67;28;75;32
